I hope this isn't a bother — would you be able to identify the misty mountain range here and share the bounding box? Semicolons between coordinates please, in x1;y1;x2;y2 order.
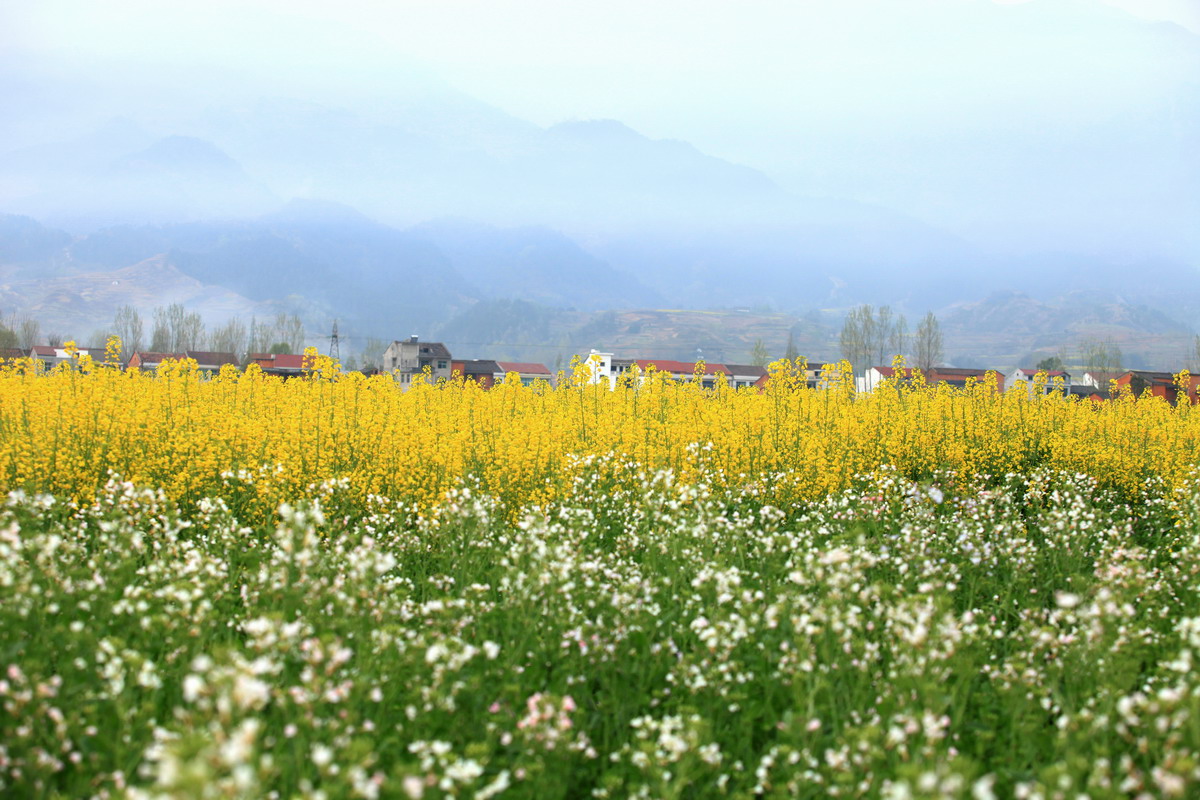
0;0;1197;369
2;205;1195;371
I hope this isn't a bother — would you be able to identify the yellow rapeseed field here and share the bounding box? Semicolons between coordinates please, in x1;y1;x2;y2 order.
0;343;1194;519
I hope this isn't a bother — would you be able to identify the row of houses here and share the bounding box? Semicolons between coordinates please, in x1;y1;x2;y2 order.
0;346;328;377
370;342;776;389
12;340;1200;402
378;337;555;386
0;338;561;386
374;341;774;389
859;365;1200;404
11;339;766;390
579;351;770;389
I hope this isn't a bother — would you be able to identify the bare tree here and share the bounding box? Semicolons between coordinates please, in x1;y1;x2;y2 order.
359;336;387;370
176;312;206;352
149;309;171;352
750;338;770;367
209;318;248;358
244;313;305;355
1082;337;1123;395
112;305;144;359
892;313;908;361
872;306;908;367
839;306;874;375
2;312;41;350
784;331;799;361
247;316;270;355
151;304;206;352
913;311;944;372
46;332;63;348
839;304;907;376
165;304;187;348
279;314;305;354
17;317;40;349
89;327;112;349
0;318;18;349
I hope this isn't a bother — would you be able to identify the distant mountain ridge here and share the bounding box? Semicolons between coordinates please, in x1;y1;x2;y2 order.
4;206;1200;373
0;209;664;337
0;254;274;335
0;83;984;314
409;218;664;311
1;209;1196;372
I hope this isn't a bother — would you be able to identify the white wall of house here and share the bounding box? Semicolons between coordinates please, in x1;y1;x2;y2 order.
578;351;614;388
1007;369;1072;392
856;367;889;394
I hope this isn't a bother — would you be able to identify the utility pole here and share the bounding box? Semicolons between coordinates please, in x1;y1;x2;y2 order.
328;319;340;360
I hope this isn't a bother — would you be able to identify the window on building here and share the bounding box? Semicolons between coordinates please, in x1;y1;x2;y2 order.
438;360;447;369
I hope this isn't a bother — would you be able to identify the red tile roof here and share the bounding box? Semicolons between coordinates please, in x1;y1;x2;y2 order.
250;353;308;370
185;351;239;369
496;361;552;375
872;366;912;379
1118;370;1176;386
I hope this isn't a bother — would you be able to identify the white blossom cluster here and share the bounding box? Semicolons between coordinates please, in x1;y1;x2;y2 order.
1;468;1199;798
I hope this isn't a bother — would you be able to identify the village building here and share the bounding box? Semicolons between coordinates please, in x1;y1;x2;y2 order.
1006;368;1072;393
1111;370;1200;404
451;360;555;388
185;351;240;372
127;351;185;370
127;351;240;372
381;336;453;387
0;348;28;364
1063;385;1107;401
631;358;727;387
711;363;769;389
249;352;309;377
579;351;770;389
920;367;1007;389
1080;372;1124;393
576;351;613;385
30;345;108;370
858;366;1006;393
786;361;838;388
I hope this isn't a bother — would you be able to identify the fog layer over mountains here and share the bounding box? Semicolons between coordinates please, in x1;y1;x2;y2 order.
0;0;1197;364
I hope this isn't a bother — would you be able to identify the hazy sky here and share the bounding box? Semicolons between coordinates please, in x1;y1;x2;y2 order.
7;0;1197;143
3;0;1196;256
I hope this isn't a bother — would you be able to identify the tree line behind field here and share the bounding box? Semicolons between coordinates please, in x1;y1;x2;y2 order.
826;304;1138;381
0;305;308;362
0;300;1183;380
104;305;307;361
